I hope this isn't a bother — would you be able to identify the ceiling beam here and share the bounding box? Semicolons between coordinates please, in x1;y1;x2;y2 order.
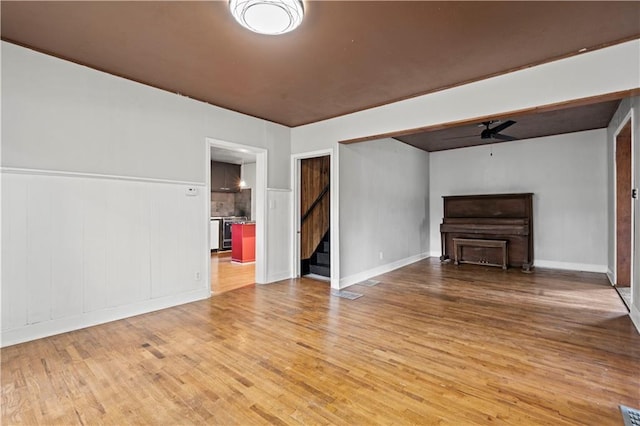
340;89;640;145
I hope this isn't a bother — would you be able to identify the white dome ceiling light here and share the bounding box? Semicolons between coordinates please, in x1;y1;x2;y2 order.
229;0;304;35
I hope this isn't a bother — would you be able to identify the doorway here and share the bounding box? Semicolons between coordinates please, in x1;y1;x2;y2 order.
292;150;338;288
300;155;330;279
207;138;267;294
615;117;634;309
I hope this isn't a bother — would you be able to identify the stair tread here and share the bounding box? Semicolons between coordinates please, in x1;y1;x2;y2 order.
316;252;330;265
309;264;330;277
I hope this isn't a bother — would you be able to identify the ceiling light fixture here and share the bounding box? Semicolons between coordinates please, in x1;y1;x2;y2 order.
239;160;247;188
229;0;304;35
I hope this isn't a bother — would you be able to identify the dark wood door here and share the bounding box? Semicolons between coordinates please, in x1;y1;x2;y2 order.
616;120;632;287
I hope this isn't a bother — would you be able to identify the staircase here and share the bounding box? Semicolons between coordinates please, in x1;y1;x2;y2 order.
300;156;330;279
308;232;330;277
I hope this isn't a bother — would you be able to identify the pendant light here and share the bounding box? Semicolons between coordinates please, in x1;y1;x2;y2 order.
229;0;304;35
239;160;247;188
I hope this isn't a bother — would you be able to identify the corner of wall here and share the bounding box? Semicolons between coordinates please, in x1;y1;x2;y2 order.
339;252;429;289
629;303;640;335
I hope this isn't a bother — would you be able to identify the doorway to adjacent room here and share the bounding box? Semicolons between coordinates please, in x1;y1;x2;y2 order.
207;138;267;294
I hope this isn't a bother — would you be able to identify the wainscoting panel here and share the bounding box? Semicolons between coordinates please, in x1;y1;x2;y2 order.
149;184;204;299
1;170;208;346
83;178;110;313
51;177;84;320
1;174;29;330
104;181;152;307
25;177;55;325
266;189;292;283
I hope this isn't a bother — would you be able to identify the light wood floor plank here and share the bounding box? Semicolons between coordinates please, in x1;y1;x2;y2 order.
211;252;255;295
2;258;639;425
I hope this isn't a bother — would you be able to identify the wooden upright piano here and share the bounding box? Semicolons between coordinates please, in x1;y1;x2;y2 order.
440;193;533;271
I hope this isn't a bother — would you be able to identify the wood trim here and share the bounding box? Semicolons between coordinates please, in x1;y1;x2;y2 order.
340;89;640;145
615;119;633;287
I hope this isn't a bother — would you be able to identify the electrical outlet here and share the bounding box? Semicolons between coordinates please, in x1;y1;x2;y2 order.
194;271;201;281
379;251;384;260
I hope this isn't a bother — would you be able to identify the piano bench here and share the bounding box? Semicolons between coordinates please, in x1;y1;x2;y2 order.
453;238;508;270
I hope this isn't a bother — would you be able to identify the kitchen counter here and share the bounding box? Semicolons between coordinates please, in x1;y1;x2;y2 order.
231;223;255;263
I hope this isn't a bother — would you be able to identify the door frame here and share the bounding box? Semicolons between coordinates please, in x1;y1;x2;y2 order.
291;148;339;289
612;109;635;296
206;137;268;286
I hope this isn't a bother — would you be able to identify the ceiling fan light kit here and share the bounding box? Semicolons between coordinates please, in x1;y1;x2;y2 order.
229;0;304;35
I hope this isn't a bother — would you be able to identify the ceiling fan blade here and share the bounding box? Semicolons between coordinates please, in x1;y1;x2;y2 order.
491;133;518;141
490;120;516;134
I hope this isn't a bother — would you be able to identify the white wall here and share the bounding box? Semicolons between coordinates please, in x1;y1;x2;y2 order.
2;42;291;185
607;96;640;331
266;189;292;282
429;130;608;271
339;138;430;287
1;42;291;346
242;162;257;220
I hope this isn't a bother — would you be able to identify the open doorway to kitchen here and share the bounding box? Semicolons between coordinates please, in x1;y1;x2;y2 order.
614;116;635;310
207;138;267;294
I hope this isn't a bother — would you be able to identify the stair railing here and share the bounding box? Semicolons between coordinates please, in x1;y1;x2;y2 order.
301;183;329;223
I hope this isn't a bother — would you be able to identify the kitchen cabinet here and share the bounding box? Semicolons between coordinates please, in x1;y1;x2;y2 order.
231;223;255;263
210;219;220;250
211;161;241;192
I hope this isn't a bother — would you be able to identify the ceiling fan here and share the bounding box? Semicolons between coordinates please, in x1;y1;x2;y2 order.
441;119;519;141
480;120;517;141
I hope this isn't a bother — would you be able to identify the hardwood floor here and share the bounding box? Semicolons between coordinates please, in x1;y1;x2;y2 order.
2;258;639;425
211;251;255;295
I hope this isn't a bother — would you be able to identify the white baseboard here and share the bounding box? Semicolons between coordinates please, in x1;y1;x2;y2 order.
534;260;607;273
0;288;211;348
630;303;640;335
428;253;607;274
606;268;615;286
264;271;291;284
339;252;430;289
